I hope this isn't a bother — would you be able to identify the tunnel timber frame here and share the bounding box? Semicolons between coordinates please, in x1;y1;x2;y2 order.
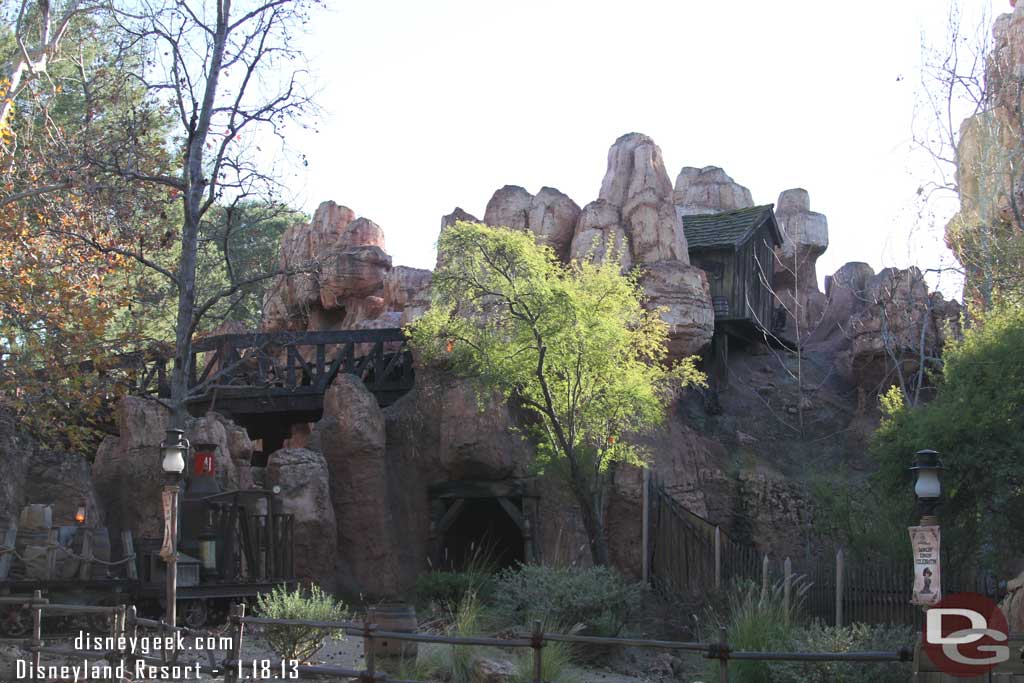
428;479;540;568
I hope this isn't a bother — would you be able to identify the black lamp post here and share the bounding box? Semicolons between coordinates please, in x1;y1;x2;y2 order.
910;448;943;526
160;428;189;631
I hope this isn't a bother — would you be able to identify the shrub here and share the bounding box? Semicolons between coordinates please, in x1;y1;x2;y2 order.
450;591;483;683
255;585;349;662
770;622;916;683
703;579;798;683
416;570;495;609
511;638;578;683
491;564;641;637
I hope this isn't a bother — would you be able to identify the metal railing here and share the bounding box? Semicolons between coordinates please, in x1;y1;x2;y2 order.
2;596;914;682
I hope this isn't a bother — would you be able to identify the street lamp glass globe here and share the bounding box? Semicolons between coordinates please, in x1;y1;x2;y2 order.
160;429;189;474
914;469;941;500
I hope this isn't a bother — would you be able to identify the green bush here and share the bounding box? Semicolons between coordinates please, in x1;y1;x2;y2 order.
491;564;641;637
770;622;916;683
255;585;349;662
416;570;495;609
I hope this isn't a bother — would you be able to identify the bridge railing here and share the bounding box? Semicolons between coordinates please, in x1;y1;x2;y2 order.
129;328;412;400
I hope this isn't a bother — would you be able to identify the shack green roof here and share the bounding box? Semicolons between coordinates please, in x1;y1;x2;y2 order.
681;204;782;251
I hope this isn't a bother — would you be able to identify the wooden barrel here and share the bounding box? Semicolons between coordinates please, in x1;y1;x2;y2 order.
369;603;418;662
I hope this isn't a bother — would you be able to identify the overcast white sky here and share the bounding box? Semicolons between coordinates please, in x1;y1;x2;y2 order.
282;0;1002;299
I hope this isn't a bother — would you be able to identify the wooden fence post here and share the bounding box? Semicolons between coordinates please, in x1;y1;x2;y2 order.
226;603;245;683
642;468;650;587
761;554;770;603
531;619;543;683
78;528;94;580
783;557;793;625
835;548;845;628
364;606;377;683
718;625;729;683
45;528;58;580
0;525;17;581
714;526;722;590
31;589;42;670
121;531;138;580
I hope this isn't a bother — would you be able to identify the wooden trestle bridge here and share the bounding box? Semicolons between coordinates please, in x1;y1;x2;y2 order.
130;328;414;451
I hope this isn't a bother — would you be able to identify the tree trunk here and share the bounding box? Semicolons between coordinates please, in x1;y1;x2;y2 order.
572;479;610;566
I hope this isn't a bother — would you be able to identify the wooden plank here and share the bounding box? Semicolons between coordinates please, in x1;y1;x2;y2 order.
78;528;93;580
496;497;526;531
45;528;58;580
121;531;138;580
191;328;406;352
435;499;466;536
0;524;17;581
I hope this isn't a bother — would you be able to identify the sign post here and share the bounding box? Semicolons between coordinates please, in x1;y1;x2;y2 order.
909;525;941;606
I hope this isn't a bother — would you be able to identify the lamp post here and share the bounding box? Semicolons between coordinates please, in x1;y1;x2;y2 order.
160;428;189;631
910;448;943;527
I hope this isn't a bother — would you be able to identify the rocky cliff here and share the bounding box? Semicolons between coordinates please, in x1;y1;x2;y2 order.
0;132;963;601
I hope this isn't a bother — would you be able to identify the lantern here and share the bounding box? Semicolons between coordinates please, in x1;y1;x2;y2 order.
910;448;943;522
198;508;218;578
74;503;87;525
160;429;189;475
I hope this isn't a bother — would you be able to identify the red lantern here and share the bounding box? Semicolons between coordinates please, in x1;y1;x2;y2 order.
193;446;216;477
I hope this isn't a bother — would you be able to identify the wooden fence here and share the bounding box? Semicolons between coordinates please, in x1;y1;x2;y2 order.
648;477;1001;627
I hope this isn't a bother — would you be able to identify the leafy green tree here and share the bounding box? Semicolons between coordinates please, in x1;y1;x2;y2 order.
410;222;705;565
871;305;1024;570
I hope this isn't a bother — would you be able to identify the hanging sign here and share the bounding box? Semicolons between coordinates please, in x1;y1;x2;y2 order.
159;488;176;561
910;525;941;605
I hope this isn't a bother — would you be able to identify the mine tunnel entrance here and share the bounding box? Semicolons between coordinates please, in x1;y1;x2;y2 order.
429;480;539;571
440;498;524;570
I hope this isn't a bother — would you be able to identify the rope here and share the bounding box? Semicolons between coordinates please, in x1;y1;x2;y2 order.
0;543;135;566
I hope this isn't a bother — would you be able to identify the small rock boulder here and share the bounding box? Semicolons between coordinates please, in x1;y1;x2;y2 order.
471;656;516;683
638;261;715;357
673;166;754;215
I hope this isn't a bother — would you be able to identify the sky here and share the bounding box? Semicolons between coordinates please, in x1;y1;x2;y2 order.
281;0;1002;299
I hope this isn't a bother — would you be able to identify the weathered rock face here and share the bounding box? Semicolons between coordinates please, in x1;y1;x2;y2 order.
91;397;171;540
673;166;754;215
808;264;962;393
573;133;714;356
599;133;688;263
185;412;242;492
265;448;337;591
314;374;402;598
483;185;582;261
319;246;393;310
384;266;433;324
773;189;829;339
91;400;254;542
483;185;533;232
0;410;33;529
27;450;104;528
569;199;631;269
638;261;716;358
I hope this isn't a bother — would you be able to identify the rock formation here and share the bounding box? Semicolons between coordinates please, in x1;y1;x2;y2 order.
313;375;402;598
91;398;252;541
586;133;715;356
483;185;581;261
809;264;961;393
599;132;688;263
264;200;432;335
773;188;829;339
264;448;337;591
673;166;754;216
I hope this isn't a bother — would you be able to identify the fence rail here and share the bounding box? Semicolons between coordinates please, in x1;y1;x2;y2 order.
5;594;914;683
648;476;1002;628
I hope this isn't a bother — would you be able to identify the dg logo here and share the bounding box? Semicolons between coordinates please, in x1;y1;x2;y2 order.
922;592;1011;677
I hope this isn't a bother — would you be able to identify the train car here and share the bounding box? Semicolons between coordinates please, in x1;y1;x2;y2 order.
0;445;295;636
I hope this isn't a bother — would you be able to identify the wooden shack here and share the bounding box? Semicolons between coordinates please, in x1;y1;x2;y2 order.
681;204;783;339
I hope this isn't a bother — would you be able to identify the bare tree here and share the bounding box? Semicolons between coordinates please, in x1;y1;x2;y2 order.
1;0;321;426
915;0;1024;310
